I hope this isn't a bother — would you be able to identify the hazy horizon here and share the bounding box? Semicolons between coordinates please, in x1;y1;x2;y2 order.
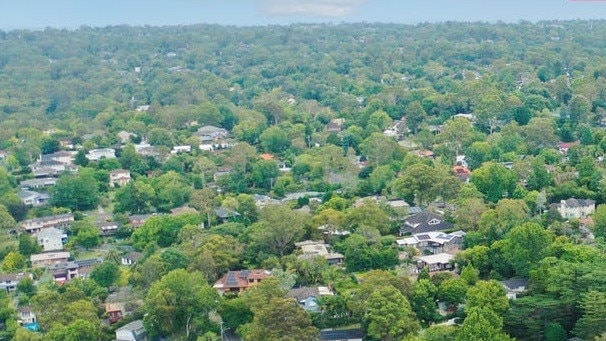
0;0;605;31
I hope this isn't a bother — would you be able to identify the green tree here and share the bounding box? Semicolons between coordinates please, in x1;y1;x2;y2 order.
2;251;25;271
89;262;120;288
471;162;517;203
50;168;100;211
593;204;606;238
438;278;469;305
503;222;553;277
249;204;308;257
74;224;101;249
360;132;401;166
114;180;155;214
392;164;437;206
410;279;438;325
424;325;458;341
144;269;219;339
365;285;420;341
406;101;427;134
16;277;37;297
0;204;16;230
574;291;606;340
243;297;318;341
457;307;511;341
259;126;290;153
18;233;40;257
466;280;509;316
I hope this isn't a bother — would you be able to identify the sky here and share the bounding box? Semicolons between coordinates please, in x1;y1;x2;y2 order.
0;0;605;30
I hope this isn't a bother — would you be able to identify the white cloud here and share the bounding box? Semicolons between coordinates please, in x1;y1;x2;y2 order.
256;0;368;17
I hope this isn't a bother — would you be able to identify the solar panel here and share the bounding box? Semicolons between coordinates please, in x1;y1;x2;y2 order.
225;272;238;286
240;270;250;279
416;234;430;240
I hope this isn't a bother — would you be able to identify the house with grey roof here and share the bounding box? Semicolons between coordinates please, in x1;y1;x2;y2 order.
115;319;147;341
18;190;49;207
399;211;454;236
556;198;595;219
287;286;333;312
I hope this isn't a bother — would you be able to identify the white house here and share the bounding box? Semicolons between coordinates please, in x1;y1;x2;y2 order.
557;198;595;219
86;148;116;161
170;145;192;154
109;169;131;188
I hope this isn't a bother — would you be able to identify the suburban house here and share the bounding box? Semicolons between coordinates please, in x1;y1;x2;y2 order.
115;319;147;341
213;269;271;294
86;148;116;161
556;198;596;219
121;251;143;266
502;278;529;300
134;141;159;157
0;273;33;293
129;214;153;228
215;207;241;223
18;306;37;325
109;169;131;188
325;118;345;134
397;231;466;254
95;221;120;237
320;329;365;341
117;131;136;144
170;145;192;154
105;302;125;324
19;177;57;189
30;251;71;267
18;190;49;207
30;152;78;178
35;227;66;251
453;165;471;183
295;241;345;266
416;253;455;272
193;125;229;142
400;211;454;235
559;141;580;154
48;261;80;284
21;214;74;234
287;286;333;312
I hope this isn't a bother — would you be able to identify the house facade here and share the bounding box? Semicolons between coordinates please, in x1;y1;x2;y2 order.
21;214;74;234
18;190;49;207
109;169;131;188
557;198;595;219
30;251;71;267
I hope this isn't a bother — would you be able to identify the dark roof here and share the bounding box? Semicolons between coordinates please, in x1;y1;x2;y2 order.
287;287;321;302
501;278;529;290
215;207;240;219
401;211;453;234
562;198;595;208
320;329;365;341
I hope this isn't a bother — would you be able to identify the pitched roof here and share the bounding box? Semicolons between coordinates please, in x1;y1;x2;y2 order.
501;278;529;290
214;269;270;290
401;211;453;234
287;286;333;302
561;198;595;208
